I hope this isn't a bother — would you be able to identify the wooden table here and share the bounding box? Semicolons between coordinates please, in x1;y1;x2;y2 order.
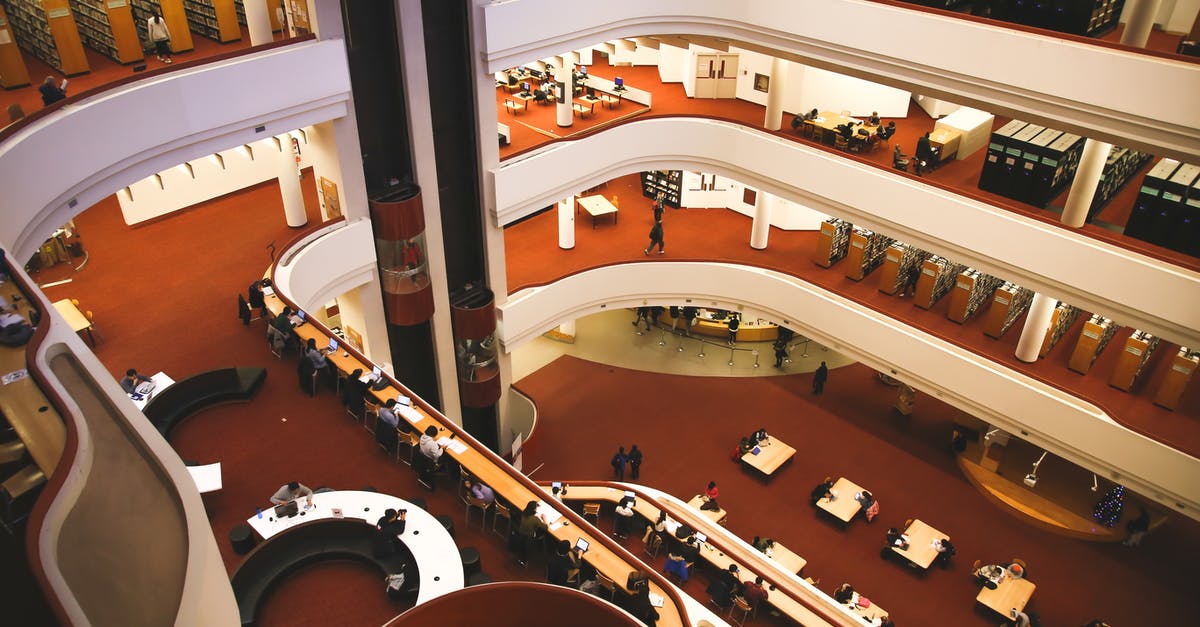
598;92;622;108
573;96;599;118
1;285;65;476
845;592;889;623
928;127;962;162
512;92;535;111
764;541;807;574
890;519;949;569
52;298;94;346
804;111;877;145
741;436;796;477
686;494;728;526
816;477;867;523
576;194;618;229
977;573;1035;616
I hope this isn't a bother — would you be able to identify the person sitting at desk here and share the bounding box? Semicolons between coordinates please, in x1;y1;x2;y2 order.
700;481;721;511
465;478;495;504
342;367;367;418
742;575;769;608
803;108;819;121
833;582;856;604
304;337;333;376
377;398;400;429
855;490;879;522
372;508;407;557
614;496;636;539
885;527;909;550
515;500;548;566
753;536;775;554
836;123;855;141
272;305;296;334
877;121;896;141
547;539;581;587
810;476;834;505
419;425;446;466
751;428;768;444
120;368;152;394
933;538;955;567
867;111;881;126
270;481;314;507
974;563;1006;589
706;564;742;606
791;113;803;133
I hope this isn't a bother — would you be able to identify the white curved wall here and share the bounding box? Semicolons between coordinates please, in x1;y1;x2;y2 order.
274;218;378;311
497;261;1200;518
494;118;1200;348
481;0;1200;160
0;39;353;261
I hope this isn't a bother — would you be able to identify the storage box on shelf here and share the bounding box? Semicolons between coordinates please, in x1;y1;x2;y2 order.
1124;159;1200;257
1039;303;1082;358
1088;147;1152;222
129;1;194;52
1154;348;1198;410
913;255;966;310
844;228;894;281
813;218;851;268
70;0;143;64
1068;314;1120;375
946;268;1002;324
639;170;681;208
1109;330;1160;391
182;0;239;42
982;283;1033;339
4;0;88;75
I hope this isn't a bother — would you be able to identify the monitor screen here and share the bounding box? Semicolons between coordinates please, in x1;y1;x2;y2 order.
586;87;595;97
552;482;562;489
396;394;411;406
521;81;530;92
575;537;589;553
614;77;623;87
296;309;306;321
327;337;338;351
371;365;382;380
580;66;587;75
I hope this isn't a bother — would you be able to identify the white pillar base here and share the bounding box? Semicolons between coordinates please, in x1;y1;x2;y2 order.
1015;293;1057;363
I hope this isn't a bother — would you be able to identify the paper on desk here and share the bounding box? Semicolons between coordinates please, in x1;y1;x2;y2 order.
535;501;563;525
436;436;468;454
649;592;665;608
548;521;564;532
398;406;423;425
2;369;29;385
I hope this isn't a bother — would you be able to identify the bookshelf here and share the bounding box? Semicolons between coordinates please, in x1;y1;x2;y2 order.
844;227;894;281
234;0;245;26
182;0;239;42
1067;314;1120;374
1125;159;1200;257
640;170;681;208
1154;347;1198;410
990;0;1125;37
4;0;89;75
70;0;143;64
1038;303;1081;358
1109;330;1160;391
877;243;928;295
982;282;1033;339
913;255;965;310
129;1;193;52
812;218;851;268
1088;147;1152;221
0;5;32;88
945;268;1002;323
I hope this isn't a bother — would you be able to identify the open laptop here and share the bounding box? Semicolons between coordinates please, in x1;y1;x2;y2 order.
694;532;707;544
574;537;589;553
274;501;299;518
325;336;338;352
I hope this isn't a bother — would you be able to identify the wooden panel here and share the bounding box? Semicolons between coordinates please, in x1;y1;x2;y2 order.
0;5;32;88
370;188;425;240
161;0;194;52
106;2;144;63
1154;353;1197;410
843;231;869;280
1109;335;1149;391
392;582;639;626
876;245;902;295
214;0;240;42
43;0;89;75
450;294;496;340
1068;321;1103;374
912;259;939;310
946;272;974;323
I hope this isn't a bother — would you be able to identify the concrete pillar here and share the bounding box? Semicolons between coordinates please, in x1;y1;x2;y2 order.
1015;293;1057;363
763;57;788;131
244;0;273;45
1120;0;1164;47
1061;139;1112;227
279;135;307;227
558;198;575;249
750;190;773;249
556;65;573;128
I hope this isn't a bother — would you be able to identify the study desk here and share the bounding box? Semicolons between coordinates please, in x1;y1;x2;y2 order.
804;112;878;146
890;519;949;569
976;572;1035;616
927;127;962;162
131;371;175;411
762;541;807;574
816;477;867;523
573;96;600;118
0;284;65;476
246;490;463;604
686;494;728;526
845;592;889;623
187;462;222;493
741;436;796;477
576;194;619;229
512;92;535;111
52;299;94;346
598;92;623;108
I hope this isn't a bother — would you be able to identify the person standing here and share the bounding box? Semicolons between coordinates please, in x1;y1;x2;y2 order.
727;314;740;345
652;192;665;222
610;446;628;481
628;444;643;480
773;338;788;368
39;76;67;106
813;361;828;394
632;307;650;332
147;13;173;63
644;217;664;255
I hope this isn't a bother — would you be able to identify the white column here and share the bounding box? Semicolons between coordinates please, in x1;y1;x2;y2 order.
556;65;573;128
279;135;307;227
1060;139;1112;228
244;0;273;45
1015;293;1057;363
763;57;787;131
558;198;575;249
1120;0;1164;47
750;190;773;249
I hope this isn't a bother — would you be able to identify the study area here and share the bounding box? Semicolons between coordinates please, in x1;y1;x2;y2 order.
2;1;1200;624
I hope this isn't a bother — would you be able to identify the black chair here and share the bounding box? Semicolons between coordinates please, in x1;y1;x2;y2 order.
375;417;398;454
297;357;318;396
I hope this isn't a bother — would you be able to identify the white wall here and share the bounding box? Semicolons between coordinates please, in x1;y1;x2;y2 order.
608;38;659;66
791;64;910;118
333;282;391;366
657;41;687;84
682;171;829;230
304;120;350;220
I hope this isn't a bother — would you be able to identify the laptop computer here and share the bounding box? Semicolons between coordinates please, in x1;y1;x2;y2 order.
274;501;299;518
694;532;707;544
575;537;589;553
326;336;338;352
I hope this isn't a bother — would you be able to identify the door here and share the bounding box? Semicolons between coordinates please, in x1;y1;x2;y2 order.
695;54;718;98
715;53;738;98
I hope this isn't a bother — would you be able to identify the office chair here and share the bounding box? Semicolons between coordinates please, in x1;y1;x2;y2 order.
84;310;101;341
834;135;850;152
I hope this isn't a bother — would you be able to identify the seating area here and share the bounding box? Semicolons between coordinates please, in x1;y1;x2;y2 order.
143;367;267;438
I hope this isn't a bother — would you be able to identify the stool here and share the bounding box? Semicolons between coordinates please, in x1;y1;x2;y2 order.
407;497;428;511
460;546;481;577
467;572;492;586
437;513;455;538
229;524;255;555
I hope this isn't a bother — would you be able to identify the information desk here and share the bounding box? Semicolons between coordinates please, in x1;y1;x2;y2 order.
52;298;94;346
816;477;868;523
740;436;796;477
686;494;728;526
889;519;949;569
260;287;682;624
576;194;618;229
675;311;779;343
934;107;994;160
927;127;962;162
246;490;462;603
976;572;1035;616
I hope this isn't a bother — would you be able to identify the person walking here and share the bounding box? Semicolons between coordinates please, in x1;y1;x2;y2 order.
652;192;665;222
813;361;828;394
628;444;643;480
147;13;173;63
610;446;628;481
632;307;650;333
644;217;664;255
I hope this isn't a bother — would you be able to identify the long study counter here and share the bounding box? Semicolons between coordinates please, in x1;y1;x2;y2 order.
259;274;688;626
1;274;66;477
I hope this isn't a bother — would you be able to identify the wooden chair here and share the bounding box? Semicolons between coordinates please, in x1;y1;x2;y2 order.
363;399;381;434
491;501;513;537
583;502;601;523
396;430;419;465
84;310;102;341
730;596;754;625
971;559;981;572
503;99;522;115
465;495;492;530
904;518;913;529
834;135;850;152
644;532;662;558
595;571;618;601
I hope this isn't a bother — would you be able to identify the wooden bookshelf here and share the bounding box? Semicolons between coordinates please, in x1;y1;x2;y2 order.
1154;347;1198;410
877;243;928;295
1067;315;1119;374
812;218;851;268
183;0;239;42
128;1;193;53
5;0;89;75
1109;330;1159;391
844;227;893;281
946;268;1002;323
982;283;1033;339
71;0;143;64
0;5;32;88
640;170;681;208
234;0;245;26
913;255;965;310
1039;303;1081;358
